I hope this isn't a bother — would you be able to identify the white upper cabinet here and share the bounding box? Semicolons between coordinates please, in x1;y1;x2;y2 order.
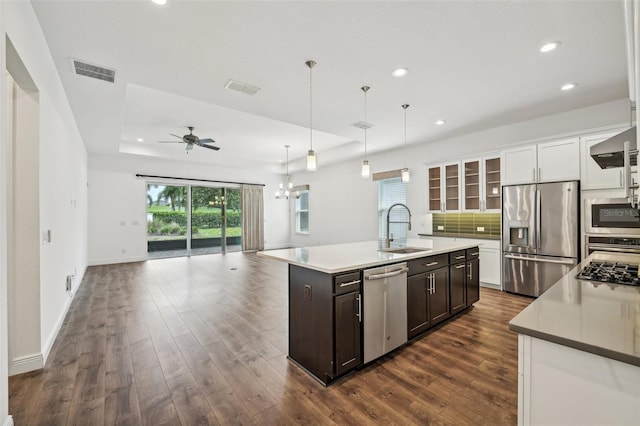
501;138;580;186
537;138;581;182
501;145;537;185
462;155;501;212
427;161;461;212
580;131;625;191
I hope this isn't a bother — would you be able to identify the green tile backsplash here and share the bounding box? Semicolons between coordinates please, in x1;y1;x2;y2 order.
432;212;501;239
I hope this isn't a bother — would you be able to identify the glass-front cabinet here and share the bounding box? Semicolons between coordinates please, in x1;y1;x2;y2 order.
462;155;501;212
427;161;461;212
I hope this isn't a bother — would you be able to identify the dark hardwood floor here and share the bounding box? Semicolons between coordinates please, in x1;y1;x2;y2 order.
9;253;532;425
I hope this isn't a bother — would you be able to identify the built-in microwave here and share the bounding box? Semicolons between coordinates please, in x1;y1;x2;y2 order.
585;198;640;235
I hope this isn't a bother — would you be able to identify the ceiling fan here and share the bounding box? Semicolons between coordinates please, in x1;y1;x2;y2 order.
158;126;220;151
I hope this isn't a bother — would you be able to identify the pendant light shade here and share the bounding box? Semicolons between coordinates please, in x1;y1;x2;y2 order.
361;160;370;178
305;60;317;171
361;85;371;179
401;104;410;183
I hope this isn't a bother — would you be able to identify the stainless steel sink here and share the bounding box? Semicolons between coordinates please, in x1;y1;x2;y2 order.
380;246;431;254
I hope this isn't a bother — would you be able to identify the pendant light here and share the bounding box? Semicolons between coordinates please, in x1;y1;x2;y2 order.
401;104;410;183
275;145;298;199
361;86;371;178
305;60;317;171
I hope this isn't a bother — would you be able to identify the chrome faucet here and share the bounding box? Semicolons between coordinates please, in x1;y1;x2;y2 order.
386;203;412;248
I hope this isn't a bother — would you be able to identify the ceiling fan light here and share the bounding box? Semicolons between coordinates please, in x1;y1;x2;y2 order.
401;168;410;183
306;149;317;171
288;180;293;190
361;160;371;178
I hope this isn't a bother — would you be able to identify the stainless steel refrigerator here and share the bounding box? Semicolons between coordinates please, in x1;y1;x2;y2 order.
502;181;579;297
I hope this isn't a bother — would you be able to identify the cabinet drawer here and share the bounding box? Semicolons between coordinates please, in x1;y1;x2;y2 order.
466;248;480;259
449;250;466;264
408;254;448;275
334;271;361;295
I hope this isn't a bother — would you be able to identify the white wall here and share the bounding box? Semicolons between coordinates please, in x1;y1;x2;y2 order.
88;153;289;265
8;77;41;376
290;98;631;247
0;2;88;417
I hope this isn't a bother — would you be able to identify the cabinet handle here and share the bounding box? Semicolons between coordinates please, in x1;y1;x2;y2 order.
356;294;361;322
620;169;623;187
339;279;361;288
454;264;465;269
431;273;435;294
468;263;473;280
470;252;479;257
425;261;439;267
454;255;465;260
538;167;541;182
341;357;357;367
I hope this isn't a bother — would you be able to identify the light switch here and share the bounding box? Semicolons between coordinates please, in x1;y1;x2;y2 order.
437;225;444;230
477;226;485;232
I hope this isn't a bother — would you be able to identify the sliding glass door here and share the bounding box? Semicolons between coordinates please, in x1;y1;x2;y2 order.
147;183;241;258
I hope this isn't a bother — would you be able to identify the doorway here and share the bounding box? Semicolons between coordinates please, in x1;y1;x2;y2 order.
146;183;242;258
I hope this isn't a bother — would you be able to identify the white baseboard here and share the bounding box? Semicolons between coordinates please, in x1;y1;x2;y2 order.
4;415;14;426
480;281;502;291
88;255;147;266
9;352;43;376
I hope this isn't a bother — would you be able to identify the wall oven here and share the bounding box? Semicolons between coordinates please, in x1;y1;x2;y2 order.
585;198;640;256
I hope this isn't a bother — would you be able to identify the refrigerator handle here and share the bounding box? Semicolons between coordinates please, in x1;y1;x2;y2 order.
535;189;541;250
504;254;575;265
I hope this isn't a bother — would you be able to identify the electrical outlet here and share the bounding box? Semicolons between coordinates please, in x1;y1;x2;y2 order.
477;226;485;232
437;225;445;231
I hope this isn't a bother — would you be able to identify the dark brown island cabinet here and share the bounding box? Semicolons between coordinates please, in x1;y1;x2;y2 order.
288;246;480;386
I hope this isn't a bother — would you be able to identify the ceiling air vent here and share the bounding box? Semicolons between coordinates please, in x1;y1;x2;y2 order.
71;59;116;83
352;121;373;130
225;79;260;95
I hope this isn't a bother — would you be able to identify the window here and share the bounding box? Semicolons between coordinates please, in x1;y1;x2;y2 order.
378;178;407;247
296;190;309;234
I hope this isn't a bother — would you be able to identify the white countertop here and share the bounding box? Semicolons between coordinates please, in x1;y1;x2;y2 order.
509;251;640;367
257;238;479;274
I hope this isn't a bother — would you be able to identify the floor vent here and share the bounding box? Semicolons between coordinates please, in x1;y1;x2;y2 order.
225;79;260;95
352;121;373;130
72;59;116;83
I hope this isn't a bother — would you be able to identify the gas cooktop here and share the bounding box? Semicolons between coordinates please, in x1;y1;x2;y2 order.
576;261;640;286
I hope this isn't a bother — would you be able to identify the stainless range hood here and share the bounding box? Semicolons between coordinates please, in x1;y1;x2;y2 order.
590;126;637;169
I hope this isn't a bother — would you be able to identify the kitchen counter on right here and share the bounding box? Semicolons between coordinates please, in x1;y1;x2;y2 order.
509;251;640;425
509;251;640;367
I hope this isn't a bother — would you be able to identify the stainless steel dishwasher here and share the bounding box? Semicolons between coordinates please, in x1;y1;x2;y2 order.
363;262;408;363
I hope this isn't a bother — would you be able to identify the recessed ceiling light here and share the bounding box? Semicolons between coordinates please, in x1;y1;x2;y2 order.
151;0;167;5
435;120;446;125
561;83;576;91
137;138;144;142
540;41;560;53
392;67;409;77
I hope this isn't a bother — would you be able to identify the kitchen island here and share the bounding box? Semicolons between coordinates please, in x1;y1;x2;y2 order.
259;238;480;385
509;251;640;425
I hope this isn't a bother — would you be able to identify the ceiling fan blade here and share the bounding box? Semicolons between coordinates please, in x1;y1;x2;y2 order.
197;143;220;151
198;138;215;144
169;133;185;140
158;140;184;143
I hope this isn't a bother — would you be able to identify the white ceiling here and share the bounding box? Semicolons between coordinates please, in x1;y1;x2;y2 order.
31;0;628;173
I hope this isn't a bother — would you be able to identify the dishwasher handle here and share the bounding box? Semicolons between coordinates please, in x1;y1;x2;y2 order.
366;267;409;280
